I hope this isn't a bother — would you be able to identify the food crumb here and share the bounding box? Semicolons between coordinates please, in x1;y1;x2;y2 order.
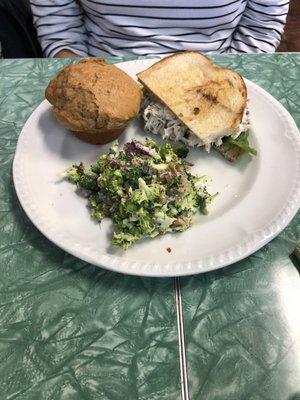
166;247;172;253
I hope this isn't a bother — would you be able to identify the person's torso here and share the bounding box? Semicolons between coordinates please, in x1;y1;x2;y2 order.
79;0;247;56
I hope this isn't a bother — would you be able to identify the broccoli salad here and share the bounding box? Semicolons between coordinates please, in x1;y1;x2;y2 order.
63;139;217;250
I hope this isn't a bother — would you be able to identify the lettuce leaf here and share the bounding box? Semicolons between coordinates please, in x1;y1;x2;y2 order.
215;130;257;162
225;130;257;156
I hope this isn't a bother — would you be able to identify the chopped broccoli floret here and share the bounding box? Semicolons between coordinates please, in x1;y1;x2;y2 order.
173;145;189;159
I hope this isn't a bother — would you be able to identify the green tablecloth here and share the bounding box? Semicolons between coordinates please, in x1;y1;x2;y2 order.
0;54;299;400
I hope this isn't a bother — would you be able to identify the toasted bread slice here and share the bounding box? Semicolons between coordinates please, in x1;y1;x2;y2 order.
138;52;247;144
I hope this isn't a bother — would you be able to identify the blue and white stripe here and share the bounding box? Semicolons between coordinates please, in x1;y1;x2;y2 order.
30;0;289;57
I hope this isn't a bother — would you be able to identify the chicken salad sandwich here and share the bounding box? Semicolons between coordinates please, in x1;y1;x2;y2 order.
138;52;256;162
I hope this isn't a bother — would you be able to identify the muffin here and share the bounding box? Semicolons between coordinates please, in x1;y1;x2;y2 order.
45;59;142;144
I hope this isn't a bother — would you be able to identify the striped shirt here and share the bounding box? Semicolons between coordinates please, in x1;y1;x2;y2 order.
30;0;289;58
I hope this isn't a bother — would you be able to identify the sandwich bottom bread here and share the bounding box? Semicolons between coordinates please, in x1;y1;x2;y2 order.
46;59;142;144
138;52;256;162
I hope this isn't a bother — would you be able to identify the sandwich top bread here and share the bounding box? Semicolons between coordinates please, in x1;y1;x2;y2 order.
46;59;142;144
138;52;249;150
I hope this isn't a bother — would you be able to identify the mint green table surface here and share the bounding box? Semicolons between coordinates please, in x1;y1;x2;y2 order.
0;54;299;400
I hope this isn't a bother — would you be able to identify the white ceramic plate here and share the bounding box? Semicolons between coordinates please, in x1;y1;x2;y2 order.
13;59;300;277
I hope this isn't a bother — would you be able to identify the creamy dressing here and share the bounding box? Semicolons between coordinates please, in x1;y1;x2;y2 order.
142;95;250;151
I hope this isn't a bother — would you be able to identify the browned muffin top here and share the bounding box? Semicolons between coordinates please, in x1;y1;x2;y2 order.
46;59;142;134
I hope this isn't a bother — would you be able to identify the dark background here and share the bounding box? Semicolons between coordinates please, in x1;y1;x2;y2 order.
278;0;300;52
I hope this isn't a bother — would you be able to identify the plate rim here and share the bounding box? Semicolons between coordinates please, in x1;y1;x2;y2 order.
13;58;300;277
